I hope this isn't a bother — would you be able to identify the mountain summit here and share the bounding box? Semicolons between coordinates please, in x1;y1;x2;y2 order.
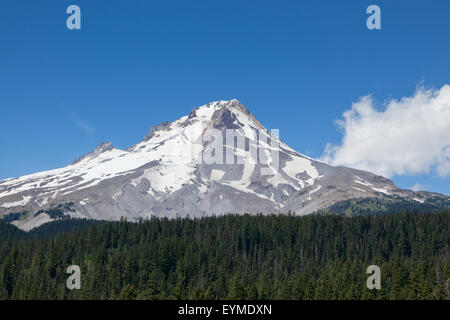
0;100;447;230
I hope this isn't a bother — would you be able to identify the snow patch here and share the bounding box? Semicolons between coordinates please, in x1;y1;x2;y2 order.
354;179;374;187
372;187;391;195
1;195;32;208
352;187;366;193
283;156;319;186
413;198;425;203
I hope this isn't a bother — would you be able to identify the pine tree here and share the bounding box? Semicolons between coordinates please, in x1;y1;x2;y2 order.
118;284;136;300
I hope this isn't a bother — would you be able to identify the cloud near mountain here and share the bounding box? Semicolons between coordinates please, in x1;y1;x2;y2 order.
322;84;450;178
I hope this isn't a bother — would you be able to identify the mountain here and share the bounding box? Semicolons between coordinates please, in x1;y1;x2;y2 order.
0;99;448;230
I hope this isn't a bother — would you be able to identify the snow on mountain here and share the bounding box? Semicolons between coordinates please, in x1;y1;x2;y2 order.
0;99;447;230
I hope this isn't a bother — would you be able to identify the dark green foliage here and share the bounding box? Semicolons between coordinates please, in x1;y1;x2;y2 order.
28;219;105;238
0;219;27;240
2;211;27;223
0;212;449;300
44;208;65;219
34;202;75;219
316;196;450;216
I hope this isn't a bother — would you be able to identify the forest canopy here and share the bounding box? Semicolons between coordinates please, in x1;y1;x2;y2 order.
0;211;449;300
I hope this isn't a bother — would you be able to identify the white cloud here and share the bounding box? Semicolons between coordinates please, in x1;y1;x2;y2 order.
322;85;450;178
411;184;431;192
74;119;95;134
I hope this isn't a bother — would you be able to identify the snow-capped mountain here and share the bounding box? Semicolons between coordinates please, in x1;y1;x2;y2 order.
0;99;447;230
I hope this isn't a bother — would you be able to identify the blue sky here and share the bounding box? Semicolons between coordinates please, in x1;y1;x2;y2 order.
0;0;449;195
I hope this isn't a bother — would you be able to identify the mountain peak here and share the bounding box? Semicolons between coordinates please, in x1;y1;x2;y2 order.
184;99;264;130
204;99;247;112
94;141;114;152
140;100;246;143
143;121;171;142
72;141;114;164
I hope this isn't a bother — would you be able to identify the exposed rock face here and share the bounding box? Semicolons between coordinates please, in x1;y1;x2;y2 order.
0;99;448;230
72;142;114;165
